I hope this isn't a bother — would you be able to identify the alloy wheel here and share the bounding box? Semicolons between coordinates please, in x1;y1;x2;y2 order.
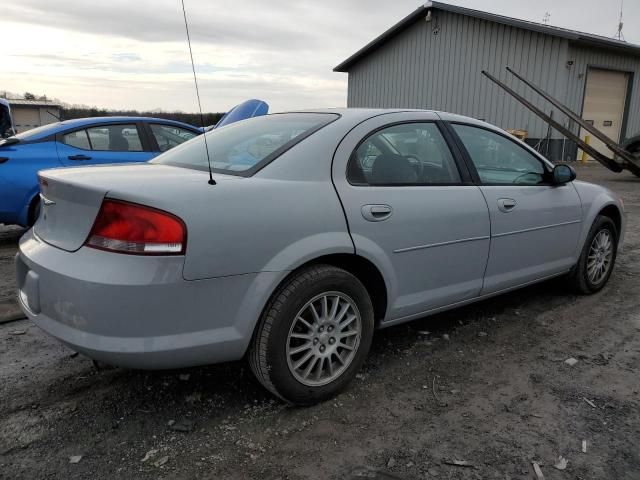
286;292;362;387
587;229;613;285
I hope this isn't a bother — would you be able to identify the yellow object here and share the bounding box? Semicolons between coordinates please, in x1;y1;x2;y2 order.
581;135;591;162
506;129;528;140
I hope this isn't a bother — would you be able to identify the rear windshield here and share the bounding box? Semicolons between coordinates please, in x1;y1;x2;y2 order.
10;122;62;141
150;113;338;175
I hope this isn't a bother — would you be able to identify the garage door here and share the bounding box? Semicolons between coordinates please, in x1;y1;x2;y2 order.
579;68;630;160
13;108;41;133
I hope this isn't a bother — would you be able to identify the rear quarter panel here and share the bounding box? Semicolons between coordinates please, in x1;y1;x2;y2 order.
179;116;358;279
179;176;354;280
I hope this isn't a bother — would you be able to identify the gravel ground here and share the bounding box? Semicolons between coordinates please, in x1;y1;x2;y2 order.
0;163;639;480
0;225;25;322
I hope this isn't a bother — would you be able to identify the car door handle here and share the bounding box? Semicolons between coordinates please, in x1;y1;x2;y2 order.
68;154;92;161
362;204;393;222
497;198;517;212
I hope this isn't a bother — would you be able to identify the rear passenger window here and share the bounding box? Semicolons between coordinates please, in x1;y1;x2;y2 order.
62;130;90;150
348;123;461;185
86;124;143;152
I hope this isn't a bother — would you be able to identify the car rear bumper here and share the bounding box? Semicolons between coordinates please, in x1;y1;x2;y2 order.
16;229;283;369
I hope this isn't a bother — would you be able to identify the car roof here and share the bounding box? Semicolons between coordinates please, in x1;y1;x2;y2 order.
56;116;198;130
284;108;502;131
280;108;434;125
282;107;547;161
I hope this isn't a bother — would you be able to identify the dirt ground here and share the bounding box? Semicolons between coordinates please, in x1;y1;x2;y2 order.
1;163;639;480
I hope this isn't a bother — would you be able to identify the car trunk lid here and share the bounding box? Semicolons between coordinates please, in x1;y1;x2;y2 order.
35;174;107;251
34;163;239;252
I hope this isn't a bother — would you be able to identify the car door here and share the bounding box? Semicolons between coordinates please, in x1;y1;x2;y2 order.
333;112;491;323
448;123;582;294
56;123;154;166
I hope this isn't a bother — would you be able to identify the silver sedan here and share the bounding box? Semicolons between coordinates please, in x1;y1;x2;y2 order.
16;109;624;404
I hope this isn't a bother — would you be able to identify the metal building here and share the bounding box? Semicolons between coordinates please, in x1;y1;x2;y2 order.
7;99;62;133
334;1;640;161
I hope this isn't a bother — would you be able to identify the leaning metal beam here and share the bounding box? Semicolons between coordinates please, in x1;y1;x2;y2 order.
505;67;635;165
481;70;624;172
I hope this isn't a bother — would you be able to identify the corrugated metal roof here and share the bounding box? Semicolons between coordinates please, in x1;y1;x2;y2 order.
7;99;61;107
334;1;640;72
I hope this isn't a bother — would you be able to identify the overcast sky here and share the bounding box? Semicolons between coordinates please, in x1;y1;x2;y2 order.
1;0;638;113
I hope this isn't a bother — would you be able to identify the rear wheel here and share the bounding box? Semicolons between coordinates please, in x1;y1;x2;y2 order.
568;215;617;293
248;265;374;405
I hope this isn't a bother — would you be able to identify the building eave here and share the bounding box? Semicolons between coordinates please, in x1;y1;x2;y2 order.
334;1;640;73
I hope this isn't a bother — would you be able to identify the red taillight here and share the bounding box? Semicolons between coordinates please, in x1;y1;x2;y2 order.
85;199;186;255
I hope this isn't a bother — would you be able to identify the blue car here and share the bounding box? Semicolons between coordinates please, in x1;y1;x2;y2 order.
0;99;269;227
0;116;202;226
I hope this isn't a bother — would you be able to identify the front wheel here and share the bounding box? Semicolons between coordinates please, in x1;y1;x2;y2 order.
248;265;374;405
568;215;618;294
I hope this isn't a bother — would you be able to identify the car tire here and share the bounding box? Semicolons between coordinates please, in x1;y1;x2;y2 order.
568;215;618;294
248;264;374;405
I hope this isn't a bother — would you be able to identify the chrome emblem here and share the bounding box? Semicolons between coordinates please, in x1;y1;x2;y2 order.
40;193;56;206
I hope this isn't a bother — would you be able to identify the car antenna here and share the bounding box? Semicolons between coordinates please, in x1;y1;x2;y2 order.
181;0;216;185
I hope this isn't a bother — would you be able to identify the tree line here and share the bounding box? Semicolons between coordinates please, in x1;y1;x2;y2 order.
2;92;225;127
61;107;225;127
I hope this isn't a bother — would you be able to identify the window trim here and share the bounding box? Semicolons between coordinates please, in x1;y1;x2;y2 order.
346;120;472;187
56;122;148;152
445;121;554;187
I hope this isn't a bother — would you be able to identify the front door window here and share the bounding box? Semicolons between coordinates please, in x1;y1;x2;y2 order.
452;124;546;185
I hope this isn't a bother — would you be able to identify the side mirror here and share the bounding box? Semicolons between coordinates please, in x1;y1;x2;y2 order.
552;164;576;185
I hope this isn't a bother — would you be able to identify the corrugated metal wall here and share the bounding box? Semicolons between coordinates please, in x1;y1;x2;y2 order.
566;45;640;140
346;10;640;141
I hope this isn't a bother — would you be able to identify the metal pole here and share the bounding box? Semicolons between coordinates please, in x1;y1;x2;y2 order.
505;67;634;163
481;70;623;172
545;111;553;158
